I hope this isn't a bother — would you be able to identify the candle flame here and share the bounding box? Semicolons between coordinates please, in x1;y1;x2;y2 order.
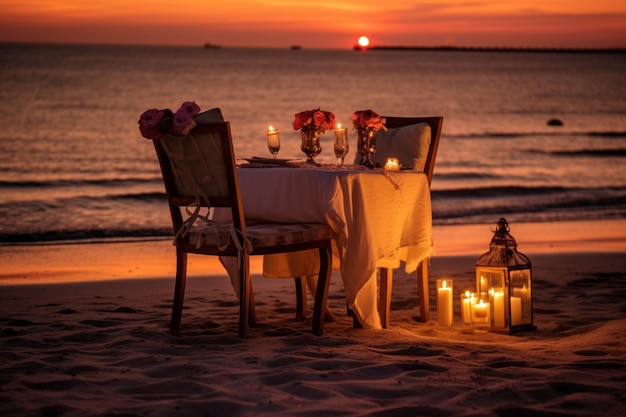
337;123;342;129
268;126;276;131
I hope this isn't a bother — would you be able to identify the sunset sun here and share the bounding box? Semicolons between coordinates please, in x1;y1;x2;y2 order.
357;36;370;48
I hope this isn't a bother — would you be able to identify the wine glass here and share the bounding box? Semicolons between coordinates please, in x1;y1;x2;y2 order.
267;126;280;159
333;124;349;166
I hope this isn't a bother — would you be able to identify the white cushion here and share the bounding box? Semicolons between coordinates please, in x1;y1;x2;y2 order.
368;123;431;171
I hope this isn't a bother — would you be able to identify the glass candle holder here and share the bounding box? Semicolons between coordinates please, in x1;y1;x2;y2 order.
333;124;349;166
267;126;280;159
472;293;490;333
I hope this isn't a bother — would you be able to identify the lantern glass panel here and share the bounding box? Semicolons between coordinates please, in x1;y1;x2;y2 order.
476;267;505;294
510;269;532;327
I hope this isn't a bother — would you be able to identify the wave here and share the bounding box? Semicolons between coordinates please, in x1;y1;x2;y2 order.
435;172;500;180
432;186;626;223
92;191;166;202
432;185;601;198
527;149;626;157
0;228;173;245
446;130;626;139
0;177;162;188
0;191;167;209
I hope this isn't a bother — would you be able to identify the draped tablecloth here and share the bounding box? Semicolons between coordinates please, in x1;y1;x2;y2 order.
235;164;434;329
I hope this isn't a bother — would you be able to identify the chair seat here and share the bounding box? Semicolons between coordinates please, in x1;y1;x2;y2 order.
188;221;332;248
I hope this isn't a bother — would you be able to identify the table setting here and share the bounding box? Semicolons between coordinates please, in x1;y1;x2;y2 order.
231;109;434;329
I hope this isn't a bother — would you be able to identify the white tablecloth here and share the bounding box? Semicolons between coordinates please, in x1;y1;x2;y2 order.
236;164;434;329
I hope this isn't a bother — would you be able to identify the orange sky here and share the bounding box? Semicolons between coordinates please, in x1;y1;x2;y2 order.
1;0;625;49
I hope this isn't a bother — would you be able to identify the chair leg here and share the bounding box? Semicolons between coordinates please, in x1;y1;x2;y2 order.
294;277;307;321
312;242;332;336
169;246;188;336
416;259;430;322
238;255;251;338
248;283;256;327
379;267;393;329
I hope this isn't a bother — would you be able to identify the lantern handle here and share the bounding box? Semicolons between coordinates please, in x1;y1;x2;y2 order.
495;217;510;233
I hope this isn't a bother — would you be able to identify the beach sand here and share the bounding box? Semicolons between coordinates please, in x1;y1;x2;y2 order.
1;219;625;416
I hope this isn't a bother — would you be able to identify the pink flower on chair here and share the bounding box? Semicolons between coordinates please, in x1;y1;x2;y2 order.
171;108;197;136
178;101;201;116
138;101;202;140
138;108;165;140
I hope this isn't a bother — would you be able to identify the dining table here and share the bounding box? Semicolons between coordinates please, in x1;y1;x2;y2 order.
223;160;434;329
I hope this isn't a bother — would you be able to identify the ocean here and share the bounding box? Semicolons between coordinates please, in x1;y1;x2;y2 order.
0;43;625;245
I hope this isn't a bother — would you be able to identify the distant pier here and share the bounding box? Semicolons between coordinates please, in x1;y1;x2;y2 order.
354;45;626;54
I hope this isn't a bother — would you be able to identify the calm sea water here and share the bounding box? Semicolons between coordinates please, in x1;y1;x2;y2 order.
0;43;625;244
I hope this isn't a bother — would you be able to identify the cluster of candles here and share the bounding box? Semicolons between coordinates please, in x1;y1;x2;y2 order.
436;278;528;332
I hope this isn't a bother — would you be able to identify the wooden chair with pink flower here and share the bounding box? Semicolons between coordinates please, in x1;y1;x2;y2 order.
139;102;333;338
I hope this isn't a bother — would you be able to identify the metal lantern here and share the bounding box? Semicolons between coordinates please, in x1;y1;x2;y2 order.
475;218;536;333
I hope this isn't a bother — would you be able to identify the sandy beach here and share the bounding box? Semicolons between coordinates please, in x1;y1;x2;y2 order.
1;219;625;416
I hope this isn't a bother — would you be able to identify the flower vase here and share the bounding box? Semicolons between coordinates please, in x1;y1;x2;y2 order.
357;127;378;168
300;129;322;164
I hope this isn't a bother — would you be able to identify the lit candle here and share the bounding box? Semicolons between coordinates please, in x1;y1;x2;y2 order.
437;279;453;327
479;275;487;292
267;125;279;137
266;125;280;158
513;285;529;303
461;291;474;324
474;299;489;319
384;157;400;171
510;296;522;326
333;123;349;166
472;297;490;332
493;290;505;328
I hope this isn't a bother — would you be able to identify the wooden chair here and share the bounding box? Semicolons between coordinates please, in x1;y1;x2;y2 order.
377;116;444;328
153;122;333;338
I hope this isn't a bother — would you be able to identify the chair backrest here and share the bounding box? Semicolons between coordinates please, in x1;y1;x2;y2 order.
153;122;245;234
381;116;443;185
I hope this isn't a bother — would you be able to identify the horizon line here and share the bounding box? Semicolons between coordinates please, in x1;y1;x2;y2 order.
2;40;625;53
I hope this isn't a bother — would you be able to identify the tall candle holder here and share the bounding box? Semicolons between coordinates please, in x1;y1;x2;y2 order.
333;123;349;166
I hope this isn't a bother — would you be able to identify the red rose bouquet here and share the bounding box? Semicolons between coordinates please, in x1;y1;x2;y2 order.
350;109;386;168
349;109;386;132
293;108;336;133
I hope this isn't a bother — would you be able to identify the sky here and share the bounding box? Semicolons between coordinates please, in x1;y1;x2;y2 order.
1;0;625;49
